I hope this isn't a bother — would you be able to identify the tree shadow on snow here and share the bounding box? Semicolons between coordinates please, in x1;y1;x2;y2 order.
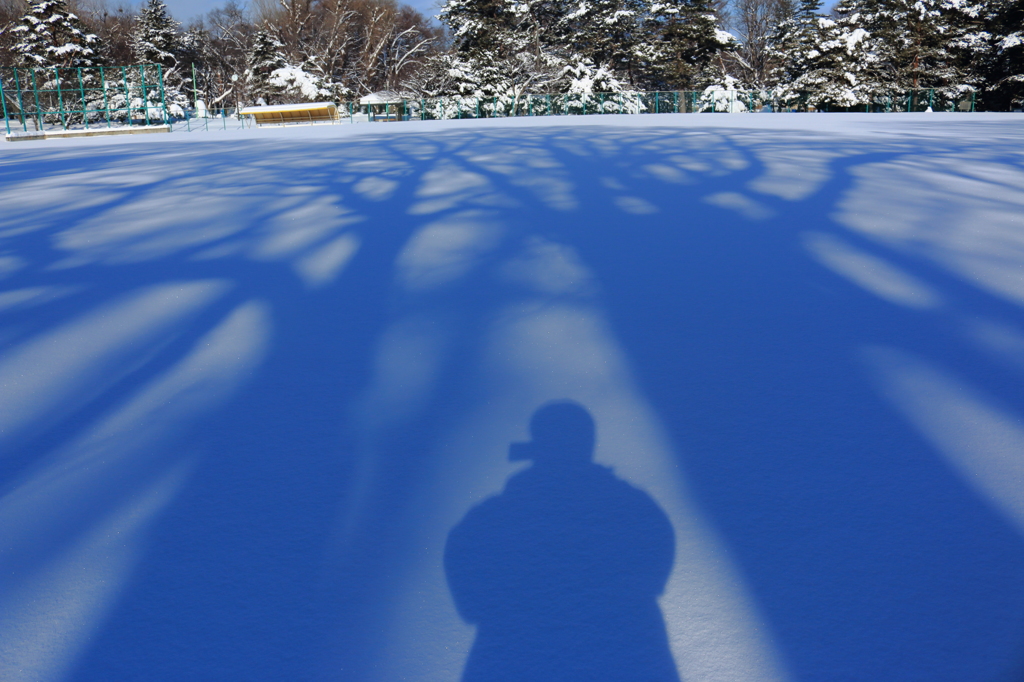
1;120;1024;682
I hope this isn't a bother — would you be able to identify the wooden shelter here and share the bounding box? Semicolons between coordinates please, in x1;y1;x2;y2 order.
359;91;413;121
239;102;340;126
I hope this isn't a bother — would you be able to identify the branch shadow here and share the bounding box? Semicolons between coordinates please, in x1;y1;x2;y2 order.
1;119;1023;682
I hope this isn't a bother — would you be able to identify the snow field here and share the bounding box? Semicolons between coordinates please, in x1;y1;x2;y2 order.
1;114;1024;682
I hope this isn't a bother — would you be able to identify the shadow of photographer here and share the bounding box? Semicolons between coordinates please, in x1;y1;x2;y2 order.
445;400;680;681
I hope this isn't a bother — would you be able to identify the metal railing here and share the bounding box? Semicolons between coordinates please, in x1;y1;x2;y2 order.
2;65;170;134
176;107;254;132
346;89;978;122
2;79;984;137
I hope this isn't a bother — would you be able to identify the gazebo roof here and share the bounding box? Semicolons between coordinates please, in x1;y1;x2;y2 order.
358;91;412;105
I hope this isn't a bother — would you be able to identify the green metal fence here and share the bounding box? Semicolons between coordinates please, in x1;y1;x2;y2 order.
342;88;977;124
178;107;253;132
1;64;168;134
351;91;744;121
2;77;983;136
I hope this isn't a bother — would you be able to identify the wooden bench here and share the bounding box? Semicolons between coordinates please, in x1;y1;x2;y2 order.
239;102;340;126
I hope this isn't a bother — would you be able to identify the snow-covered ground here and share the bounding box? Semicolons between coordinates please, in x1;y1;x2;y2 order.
2;113;1024;682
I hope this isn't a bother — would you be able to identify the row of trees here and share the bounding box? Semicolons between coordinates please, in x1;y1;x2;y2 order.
1;0;1022;112
728;0;1023;110
0;0;440;110
426;0;1022;110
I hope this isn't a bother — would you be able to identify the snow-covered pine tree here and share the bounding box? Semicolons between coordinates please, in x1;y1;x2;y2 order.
436;0;736;95
765;0;822;88
246;27;286;103
834;0;974;107
559;0;646;86
557;59;637;112
763;0;872;109
7;0;104;128
130;0;187;118
939;1;988;108
986;0;1023;108
789;12;871;109
132;0;180;68
269;56;333;103
10;0;99;68
435;0;561;104
644;0;738;90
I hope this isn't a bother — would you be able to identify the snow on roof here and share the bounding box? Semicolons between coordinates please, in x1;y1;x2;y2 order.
358;91;412;105
238;102;337;114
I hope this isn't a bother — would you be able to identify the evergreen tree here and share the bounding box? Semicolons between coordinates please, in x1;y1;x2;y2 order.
436;0;736;94
269;57;333;103
10;0;99;68
436;0;561;102
766;0;873;109
766;0;823;87
646;0;738;89
246;27;286;103
560;0;646;85
835;0;974;103
132;0;180;68
987;0;1023;108
6;0;105;128
790;13;871;108
130;0;187;118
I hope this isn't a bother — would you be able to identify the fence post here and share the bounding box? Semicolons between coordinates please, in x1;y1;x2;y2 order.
100;67;111;127
77;67;88;128
13;68;27;131
158;64;168;125
120;66;130;125
30;69;43;131
928;88;933;110
54;67;68;129
655;91;659;114
0;72;9;135
971;91;976;112
140;65;151;125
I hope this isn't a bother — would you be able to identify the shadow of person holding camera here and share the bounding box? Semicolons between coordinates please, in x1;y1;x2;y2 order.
445;400;679;681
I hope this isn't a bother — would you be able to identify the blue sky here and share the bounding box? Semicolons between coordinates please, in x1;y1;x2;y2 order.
164;0;835;27
163;0;444;23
